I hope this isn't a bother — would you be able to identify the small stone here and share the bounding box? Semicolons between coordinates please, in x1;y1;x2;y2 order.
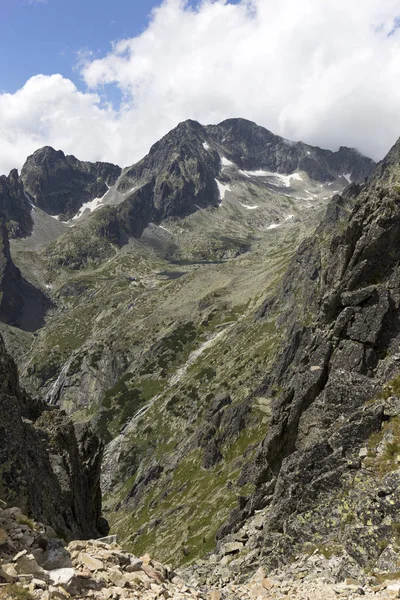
387;583;400;597
108;569;128;588
251;567;266;582
358;447;368;458
262;578;274;590
209;591;221;600
29;578;47;590
13;552;50;582
142;563;165;582
249;583;268;598
79;552;104;571
67;541;86;552
141;553;152;565
47;567;76;586
21;535;35;547
17;573;34;583
13;549;28;561
253;514;264;530
126;557;143;572
48;585;70;599
0;528;8;545
345;578;360;585
97;535;118;545
221;541;243;555
1;563;18;581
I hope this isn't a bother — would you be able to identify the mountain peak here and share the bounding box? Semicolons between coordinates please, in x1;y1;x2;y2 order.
21;148;121;218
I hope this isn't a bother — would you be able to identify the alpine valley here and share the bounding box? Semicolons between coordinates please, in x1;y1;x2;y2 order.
4;117;400;599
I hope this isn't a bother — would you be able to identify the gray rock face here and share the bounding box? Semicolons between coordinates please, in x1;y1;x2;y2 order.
216;137;400;571
0;217;23;326
0;169;33;238
0;217;53;331
21;146;121;219
111;120;222;239
0;334;105;540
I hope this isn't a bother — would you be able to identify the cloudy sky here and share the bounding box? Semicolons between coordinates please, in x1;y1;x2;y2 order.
1;0;400;174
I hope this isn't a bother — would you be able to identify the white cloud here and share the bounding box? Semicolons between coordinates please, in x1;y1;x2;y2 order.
2;0;400;174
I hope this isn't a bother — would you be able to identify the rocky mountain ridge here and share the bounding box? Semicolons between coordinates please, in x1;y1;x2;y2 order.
24;117;375;275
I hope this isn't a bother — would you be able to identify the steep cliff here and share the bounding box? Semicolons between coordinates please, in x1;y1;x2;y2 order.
0;333;106;541
0;170;33;238
211;137;400;578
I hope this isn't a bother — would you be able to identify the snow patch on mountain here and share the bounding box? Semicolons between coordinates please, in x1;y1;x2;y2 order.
72;197;104;220
239;169;303;187
215;179;231;204
266;223;281;230
239;202;259;210
220;156;235;167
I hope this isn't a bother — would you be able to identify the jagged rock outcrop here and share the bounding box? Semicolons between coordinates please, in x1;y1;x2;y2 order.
0;334;105;540
0;169;33;238
216;136;400;573
118;120;221;214
21;147;121;219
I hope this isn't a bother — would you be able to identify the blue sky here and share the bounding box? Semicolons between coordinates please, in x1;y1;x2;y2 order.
0;0;399;174
0;0;180;94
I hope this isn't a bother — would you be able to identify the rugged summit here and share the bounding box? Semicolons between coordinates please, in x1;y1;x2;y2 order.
114;118;374;233
117;120;221;220
21;146;121;220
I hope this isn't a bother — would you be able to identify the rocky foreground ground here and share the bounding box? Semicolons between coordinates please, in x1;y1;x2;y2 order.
1;505;400;600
